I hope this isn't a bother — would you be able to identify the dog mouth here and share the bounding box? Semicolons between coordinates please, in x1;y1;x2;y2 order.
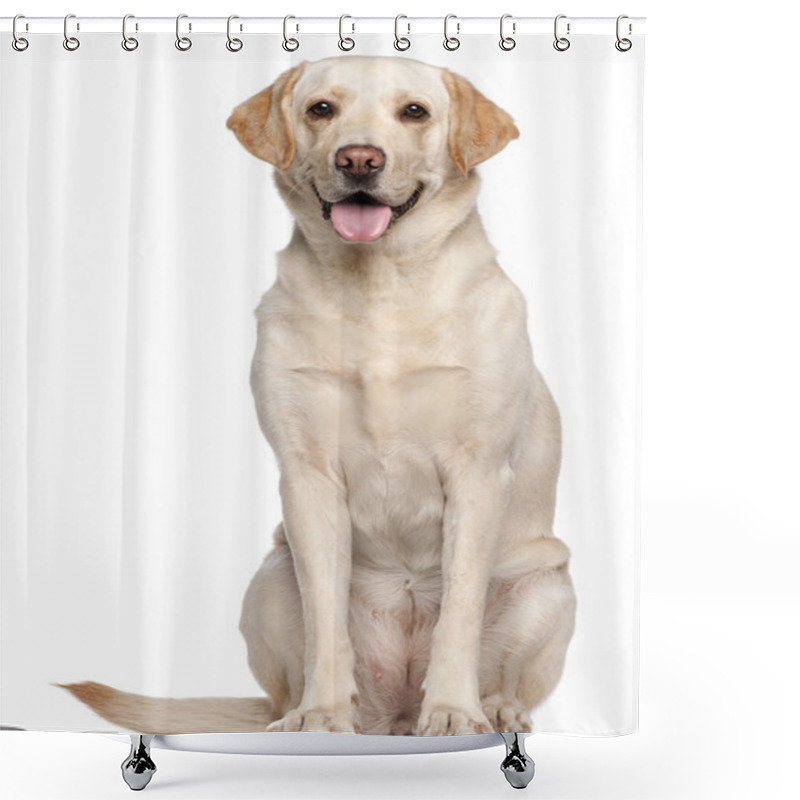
314;184;423;242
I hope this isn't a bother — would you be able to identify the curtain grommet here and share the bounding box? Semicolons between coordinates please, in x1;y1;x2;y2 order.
226;15;243;52
553;14;570;52
63;13;80;51
282;15;299;52
175;14;192;51
443;14;460;51
394;15;411;51
499;14;516;51
338;14;355;51
121;14;139;51
615;15;632;51
12;14;29;51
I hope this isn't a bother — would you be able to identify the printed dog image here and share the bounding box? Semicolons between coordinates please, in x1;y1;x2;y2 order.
62;56;576;736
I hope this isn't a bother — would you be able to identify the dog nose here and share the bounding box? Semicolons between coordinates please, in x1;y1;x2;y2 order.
335;145;386;179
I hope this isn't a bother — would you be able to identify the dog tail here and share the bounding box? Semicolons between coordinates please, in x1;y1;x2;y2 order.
56;681;276;733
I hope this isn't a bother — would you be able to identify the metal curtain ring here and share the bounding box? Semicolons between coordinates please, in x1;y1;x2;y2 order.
499;13;516;51
443;14;460;51
553;14;570;52
394;14;410;51
122;14;139;51
175;14;192;51
338;14;355;51
12;14;29;51
339;14;356;51
615;14;632;51
226;15;243;51
63;13;80;51
282;15;299;51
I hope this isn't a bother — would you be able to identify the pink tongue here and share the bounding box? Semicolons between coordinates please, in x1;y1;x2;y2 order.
330;202;393;242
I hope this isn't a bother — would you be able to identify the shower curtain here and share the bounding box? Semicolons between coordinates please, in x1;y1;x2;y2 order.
0;17;643;738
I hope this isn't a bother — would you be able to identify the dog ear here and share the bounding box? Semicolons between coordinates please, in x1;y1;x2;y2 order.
227;64;306;170
442;70;519;176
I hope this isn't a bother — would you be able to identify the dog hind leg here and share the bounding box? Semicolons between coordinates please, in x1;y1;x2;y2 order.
479;556;576;733
240;530;305;725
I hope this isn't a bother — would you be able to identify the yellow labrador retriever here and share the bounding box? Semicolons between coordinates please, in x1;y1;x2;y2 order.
62;56;575;737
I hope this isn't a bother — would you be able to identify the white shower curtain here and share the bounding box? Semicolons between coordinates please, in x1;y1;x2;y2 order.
1;19;643;736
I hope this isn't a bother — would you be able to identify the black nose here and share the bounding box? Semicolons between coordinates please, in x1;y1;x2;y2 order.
335;145;386;179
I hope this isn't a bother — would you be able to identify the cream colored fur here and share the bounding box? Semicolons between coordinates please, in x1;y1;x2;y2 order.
62;56;575;737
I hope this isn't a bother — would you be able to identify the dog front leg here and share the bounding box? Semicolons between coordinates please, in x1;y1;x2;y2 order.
266;460;359;733
416;461;512;736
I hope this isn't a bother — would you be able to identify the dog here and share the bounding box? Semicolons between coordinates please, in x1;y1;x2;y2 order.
62;56;576;737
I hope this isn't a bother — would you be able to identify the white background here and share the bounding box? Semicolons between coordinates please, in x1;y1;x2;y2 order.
1;1;798;799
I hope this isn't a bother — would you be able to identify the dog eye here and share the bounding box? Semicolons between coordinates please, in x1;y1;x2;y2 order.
307;101;335;119
401;104;429;121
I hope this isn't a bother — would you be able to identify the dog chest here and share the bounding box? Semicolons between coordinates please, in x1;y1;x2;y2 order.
276;342;473;446
279;363;459;566
344;444;446;568
253;295;493;562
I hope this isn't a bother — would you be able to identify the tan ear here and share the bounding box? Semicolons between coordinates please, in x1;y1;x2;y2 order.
226;64;306;170
442;70;520;177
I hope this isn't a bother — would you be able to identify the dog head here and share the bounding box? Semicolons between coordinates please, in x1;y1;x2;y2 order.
227;57;518;245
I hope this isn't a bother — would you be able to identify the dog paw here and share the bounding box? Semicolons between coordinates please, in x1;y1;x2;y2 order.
482;696;532;733
266;705;359;733
415;706;493;736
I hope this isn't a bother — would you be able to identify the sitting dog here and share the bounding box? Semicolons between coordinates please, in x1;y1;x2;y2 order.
62;56;576;737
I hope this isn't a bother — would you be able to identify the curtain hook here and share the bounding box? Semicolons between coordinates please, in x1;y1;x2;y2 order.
282;15;299;51
12;14;29;51
615;14;632;52
175;13;192;51
443;14;460;51
338;14;355;51
63;13;80;51
394;14;410;51
553;14;570;52
226;15;243;52
122;14;139;51
499;14;516;51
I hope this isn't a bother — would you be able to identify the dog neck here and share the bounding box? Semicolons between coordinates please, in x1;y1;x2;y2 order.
274;171;498;310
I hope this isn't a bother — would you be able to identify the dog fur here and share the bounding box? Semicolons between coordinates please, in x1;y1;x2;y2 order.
62;56;576;737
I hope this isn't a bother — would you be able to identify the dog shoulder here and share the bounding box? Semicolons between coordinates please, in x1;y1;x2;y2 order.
460;266;532;366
